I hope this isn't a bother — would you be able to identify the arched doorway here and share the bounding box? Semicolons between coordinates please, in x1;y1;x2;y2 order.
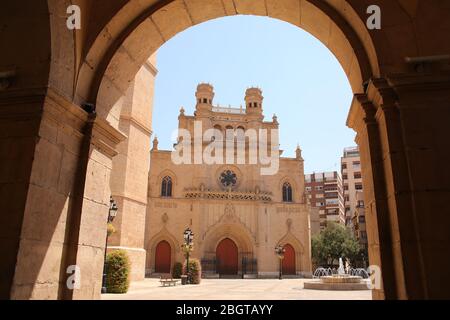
282;244;296;275
216;238;238;275
155;240;171;273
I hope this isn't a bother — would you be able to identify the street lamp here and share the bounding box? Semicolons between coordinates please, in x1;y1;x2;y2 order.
275;245;285;280
101;196;119;294
182;228;194;284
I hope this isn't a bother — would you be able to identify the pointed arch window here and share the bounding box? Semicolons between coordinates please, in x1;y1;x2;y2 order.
161;176;173;197
282;182;293;202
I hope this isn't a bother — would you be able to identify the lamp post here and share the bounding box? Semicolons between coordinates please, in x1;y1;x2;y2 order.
101;196;118;294
183;228;194;284
275;245;285;280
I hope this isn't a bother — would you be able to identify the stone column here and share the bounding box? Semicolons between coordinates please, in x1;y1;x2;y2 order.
349;70;450;300
108;59;157;281
0;87;47;299
385;71;450;299
349;91;399;300
2;88;125;300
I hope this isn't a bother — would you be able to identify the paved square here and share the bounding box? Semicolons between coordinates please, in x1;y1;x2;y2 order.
102;279;373;300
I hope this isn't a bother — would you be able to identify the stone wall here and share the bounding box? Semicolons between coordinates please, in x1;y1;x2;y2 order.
108;56;157;281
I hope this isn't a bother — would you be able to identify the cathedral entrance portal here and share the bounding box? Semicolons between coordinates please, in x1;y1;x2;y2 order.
155;240;171;274
282;244;296;275
216;238;238;276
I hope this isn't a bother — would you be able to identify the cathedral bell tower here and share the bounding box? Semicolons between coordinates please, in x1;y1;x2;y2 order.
245;87;263;120
195;83;214;116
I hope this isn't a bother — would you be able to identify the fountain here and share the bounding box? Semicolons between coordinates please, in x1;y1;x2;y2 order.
304;258;371;291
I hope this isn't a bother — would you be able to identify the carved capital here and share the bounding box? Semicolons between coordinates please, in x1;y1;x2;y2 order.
90;116;127;158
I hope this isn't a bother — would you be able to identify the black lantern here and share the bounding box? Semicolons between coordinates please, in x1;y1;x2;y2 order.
184;228;194;244
108;197;118;222
101;196;119;294
275;245;286;280
183;228;194;284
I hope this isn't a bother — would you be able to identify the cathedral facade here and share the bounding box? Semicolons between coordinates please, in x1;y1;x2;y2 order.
145;84;312;278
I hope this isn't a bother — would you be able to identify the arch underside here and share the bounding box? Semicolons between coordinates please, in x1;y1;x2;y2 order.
71;0;381;125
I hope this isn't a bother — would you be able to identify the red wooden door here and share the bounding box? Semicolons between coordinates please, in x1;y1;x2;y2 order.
282;244;296;275
216;238;238;275
155;240;171;273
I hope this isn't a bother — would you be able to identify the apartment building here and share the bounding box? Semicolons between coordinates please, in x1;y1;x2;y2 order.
351;191;368;252
341;146;363;226
305;172;345;231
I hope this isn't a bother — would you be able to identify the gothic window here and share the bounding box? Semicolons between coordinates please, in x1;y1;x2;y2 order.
282;182;293;202
161;176;173;197
220;170;237;188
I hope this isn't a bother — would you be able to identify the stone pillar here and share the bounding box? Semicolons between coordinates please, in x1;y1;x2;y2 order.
108;58;157;281
349;92;399;300
64;111;126;300
0;87;46;299
349;70;450;300
1;88;125;300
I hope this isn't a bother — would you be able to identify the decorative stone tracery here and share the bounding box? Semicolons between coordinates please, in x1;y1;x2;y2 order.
184;187;272;202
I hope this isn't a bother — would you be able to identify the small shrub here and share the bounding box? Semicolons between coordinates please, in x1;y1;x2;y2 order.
105;249;130;293
172;262;183;279
182;258;202;284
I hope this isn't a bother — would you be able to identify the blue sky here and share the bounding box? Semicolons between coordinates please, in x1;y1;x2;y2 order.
152;15;355;173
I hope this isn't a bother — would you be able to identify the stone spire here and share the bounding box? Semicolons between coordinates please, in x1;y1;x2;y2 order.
245;87;263;116
195;83;214;115
272;114;278;125
152;136;159;151
296;144;303;160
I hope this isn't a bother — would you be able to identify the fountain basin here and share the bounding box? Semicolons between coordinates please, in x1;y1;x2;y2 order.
306;264;372;290
303;278;371;290
320;275;364;284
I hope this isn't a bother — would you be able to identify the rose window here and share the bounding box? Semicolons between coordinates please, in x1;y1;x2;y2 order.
220;170;237;187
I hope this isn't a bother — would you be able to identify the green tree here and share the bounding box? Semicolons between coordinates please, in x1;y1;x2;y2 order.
311;222;361;267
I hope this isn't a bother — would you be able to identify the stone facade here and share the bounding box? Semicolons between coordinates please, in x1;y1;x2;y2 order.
145;84;312;277
341;146;363;225
108;55;157;281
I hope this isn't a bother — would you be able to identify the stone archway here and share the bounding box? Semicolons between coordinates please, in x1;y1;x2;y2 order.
2;0;450;300
277;231;306;274
146;227;180;275
203;222;256;275
77;0;380;120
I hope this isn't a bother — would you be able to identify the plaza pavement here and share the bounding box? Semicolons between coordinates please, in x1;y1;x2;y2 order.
102;278;373;300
